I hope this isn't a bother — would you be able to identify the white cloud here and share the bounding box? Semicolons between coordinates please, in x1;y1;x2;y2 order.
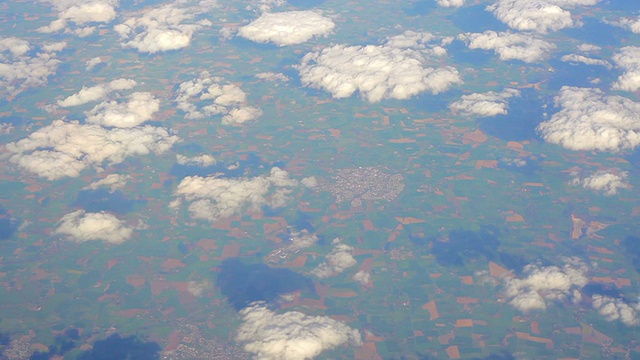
85;92;160;128
37;0;118;37
255;72;289;82
449;88;520;117
57;78;137;107
54;210;132;244
487;0;599;33
459;31;556;63
312;239;357;278
296;31;461;103
537;86;640;152
237;304;362;360
84;174;131;191
609;17;640;34
437;0;465;7
612;46;640;92
171;167;298;222
560;54;611;68
502;257;589;312
6;120;178;180
0;37;61;99
238;11;335;46
352;270;372;286
577;43;601;52
176;71;262;124
187;280;210;297
246;0;285;13
288;228;319;249
176;154;217;166
85;56;103;70
570;170;629;195
42;41;67;53
592;295;640;326
114;2;214;53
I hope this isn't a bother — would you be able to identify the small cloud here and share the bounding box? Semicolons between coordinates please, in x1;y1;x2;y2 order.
54;210;133;244
311;239;357;278
560;54;611;69
592;294;640;326
352;270;372;286
176;154;217;167
255;72;289;82
436;0;465;7
449;88;520;117
487;0;599;33
570;171;629;196
236;303;362;360
612;46;640;92
37;0;118;37
84;174;132;192
238;11;335;46
459;30;555;63
57;78;137;107
85;56;104;70
85;92;160;128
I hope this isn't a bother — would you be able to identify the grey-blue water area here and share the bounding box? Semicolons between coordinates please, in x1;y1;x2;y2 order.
77;334;161;360
0;206;19;241
477;88;548;142
561;18;625;48
447;39;494;66
431;226;500;267
216;258;315;311
402;0;437;16
602;0;640;11
546;58;613;91
448;5;509;33
29;329;79;360
72;189;139;215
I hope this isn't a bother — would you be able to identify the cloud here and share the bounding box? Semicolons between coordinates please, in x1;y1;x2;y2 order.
612;46;640;92
577;43;601;52
85;92;160;128
238;11;335;46
246;0;286;13
175;71;262;124
236;304;362;360
536;86;640;152
37;0;118;37
296;31;461;103
608;17;640;34
487;0;599;33
170;167;298;222
57;78;137;107
502;257;589;312
84;174;132;191
288;228;319;249
560;54;611;68
54;210;132;244
437;0;465;7
114;2;214;53
0;37;61;99
459;31;555;63
6;120;178;180
352;270;372;286
176;154;217;166
255;72;289;82
85;56;104;70
449;88;520;117
311;239;357;278
592;295;640;326
187;280;210;297
570;170;629;195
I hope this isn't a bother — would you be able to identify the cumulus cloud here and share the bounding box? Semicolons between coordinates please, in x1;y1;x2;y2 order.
175;71;262;124
577;43;601;52
311;239;357;278
592;295;640;326
487;0;599;33
171;167;298;222
0;37;61;99
612;46;640;92
85;56;104;70
459;31;555;63
449;88;520;117
57;78;137;107
352;270;372;286
6;120;178;180
85;92;160;128
437;0;465;7
560;54;611;68
537;86;640;152
237;304;362;360
255;72;289;82
570;171;629;195
54;210;132;244
84;174;131;191
37;0;118;37
114;2;214;53
246;0;285;13
609;17;640;34
187;280;210;297
296;31;461;103
502;257;589;312
238;11;335;46
287;228;319;249
176;154;217;167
